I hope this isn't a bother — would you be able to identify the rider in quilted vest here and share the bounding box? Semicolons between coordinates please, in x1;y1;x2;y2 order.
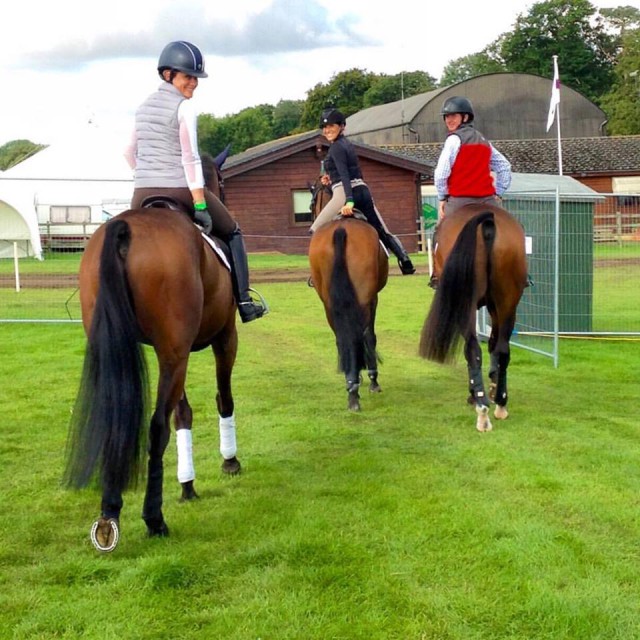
124;41;267;323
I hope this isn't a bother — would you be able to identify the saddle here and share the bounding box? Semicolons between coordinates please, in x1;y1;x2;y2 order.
334;210;368;223
140;195;190;214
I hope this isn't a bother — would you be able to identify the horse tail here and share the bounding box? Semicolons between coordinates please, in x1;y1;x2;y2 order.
419;211;495;363
64;219;149;492
329;227;367;377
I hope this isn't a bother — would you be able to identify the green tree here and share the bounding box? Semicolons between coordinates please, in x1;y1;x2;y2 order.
198;113;234;157
299;68;377;130
600;5;640;36
439;50;505;86
272;99;304;139
363;71;437;107
600;29;640;134
225;105;274;152
0;139;46;171
497;0;616;104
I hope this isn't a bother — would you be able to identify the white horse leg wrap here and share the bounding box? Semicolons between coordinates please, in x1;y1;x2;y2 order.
176;428;195;483
219;414;237;459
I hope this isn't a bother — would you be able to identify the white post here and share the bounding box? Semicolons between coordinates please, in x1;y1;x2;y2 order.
427;237;433;276
13;242;20;292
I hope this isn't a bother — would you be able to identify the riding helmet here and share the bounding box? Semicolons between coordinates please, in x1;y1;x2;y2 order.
319;108;346;128
158;41;208;78
440;96;474;122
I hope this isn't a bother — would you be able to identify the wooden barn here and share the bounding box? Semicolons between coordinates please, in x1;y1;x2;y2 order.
221;131;434;255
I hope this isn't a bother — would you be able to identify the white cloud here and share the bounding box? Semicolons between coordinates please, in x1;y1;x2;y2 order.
0;0;629;146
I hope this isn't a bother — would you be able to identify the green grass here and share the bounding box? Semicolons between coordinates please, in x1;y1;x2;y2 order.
0;250;312;276
2;277;640;639
593;241;640;260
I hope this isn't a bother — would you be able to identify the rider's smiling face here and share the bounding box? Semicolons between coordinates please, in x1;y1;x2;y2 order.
164;70;199;99
322;123;343;142
444;113;464;132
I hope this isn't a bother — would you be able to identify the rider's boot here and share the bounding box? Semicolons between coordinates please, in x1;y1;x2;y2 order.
227;227;268;323
383;233;416;275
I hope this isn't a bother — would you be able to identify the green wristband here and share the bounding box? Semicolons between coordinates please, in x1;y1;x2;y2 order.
194;202;207;211
346;200;354;206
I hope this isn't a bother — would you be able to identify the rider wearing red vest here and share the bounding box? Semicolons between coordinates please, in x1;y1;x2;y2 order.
430;96;512;288
434;96;511;220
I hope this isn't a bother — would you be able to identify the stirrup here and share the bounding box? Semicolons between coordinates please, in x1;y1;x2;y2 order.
238;288;269;323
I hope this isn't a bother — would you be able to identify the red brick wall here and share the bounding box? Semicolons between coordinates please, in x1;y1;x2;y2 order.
223;149;421;254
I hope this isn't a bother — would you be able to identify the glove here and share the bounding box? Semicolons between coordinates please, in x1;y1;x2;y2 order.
194;208;213;234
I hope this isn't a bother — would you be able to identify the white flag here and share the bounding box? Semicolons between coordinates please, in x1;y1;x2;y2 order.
546;56;560;132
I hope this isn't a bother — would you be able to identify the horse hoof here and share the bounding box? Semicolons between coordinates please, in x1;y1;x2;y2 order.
494;405;509;420
180;480;200;501
90;517;120;553
348;396;361;411
147;521;170;538
221;457;241;476
369;383;382;393
475;405;493;432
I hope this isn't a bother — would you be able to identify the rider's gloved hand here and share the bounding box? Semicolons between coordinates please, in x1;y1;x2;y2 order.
194;206;213;234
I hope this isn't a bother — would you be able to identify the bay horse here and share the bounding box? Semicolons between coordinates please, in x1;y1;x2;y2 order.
64;153;240;552
308;177;389;411
419;204;528;432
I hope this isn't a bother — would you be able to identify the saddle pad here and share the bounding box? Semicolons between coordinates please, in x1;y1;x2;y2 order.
201;232;231;271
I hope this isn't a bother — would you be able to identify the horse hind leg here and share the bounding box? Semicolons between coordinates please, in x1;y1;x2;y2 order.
174;394;199;501
346;376;362;412
465;334;493;432
142;357;189;537
212;332;241;476
489;330;513;421
364;322;381;394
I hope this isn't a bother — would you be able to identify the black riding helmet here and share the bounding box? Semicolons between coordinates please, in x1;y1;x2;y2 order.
319;108;346;128
441;96;474;122
158;41;208;79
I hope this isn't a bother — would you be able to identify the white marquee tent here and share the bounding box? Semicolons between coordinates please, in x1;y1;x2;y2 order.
0;126;133;260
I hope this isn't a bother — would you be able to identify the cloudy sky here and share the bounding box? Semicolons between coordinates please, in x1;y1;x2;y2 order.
0;0;628;148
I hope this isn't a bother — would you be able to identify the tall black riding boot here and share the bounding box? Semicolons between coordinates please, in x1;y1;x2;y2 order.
227;228;268;323
383;233;416;275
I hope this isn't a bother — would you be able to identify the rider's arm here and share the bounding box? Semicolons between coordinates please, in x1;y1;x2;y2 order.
490;144;512;196
434;135;460;201
177;100;205;204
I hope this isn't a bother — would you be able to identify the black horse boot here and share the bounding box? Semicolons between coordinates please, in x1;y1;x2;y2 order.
227;228;268;323
384;233;416;275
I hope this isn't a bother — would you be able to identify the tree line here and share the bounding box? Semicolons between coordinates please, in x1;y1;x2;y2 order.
1;0;639;170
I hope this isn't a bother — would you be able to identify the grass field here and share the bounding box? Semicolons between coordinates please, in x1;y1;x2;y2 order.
2;274;640;639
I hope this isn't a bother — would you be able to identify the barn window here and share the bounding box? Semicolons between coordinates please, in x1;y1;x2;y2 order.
50;206;91;223
292;189;313;225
